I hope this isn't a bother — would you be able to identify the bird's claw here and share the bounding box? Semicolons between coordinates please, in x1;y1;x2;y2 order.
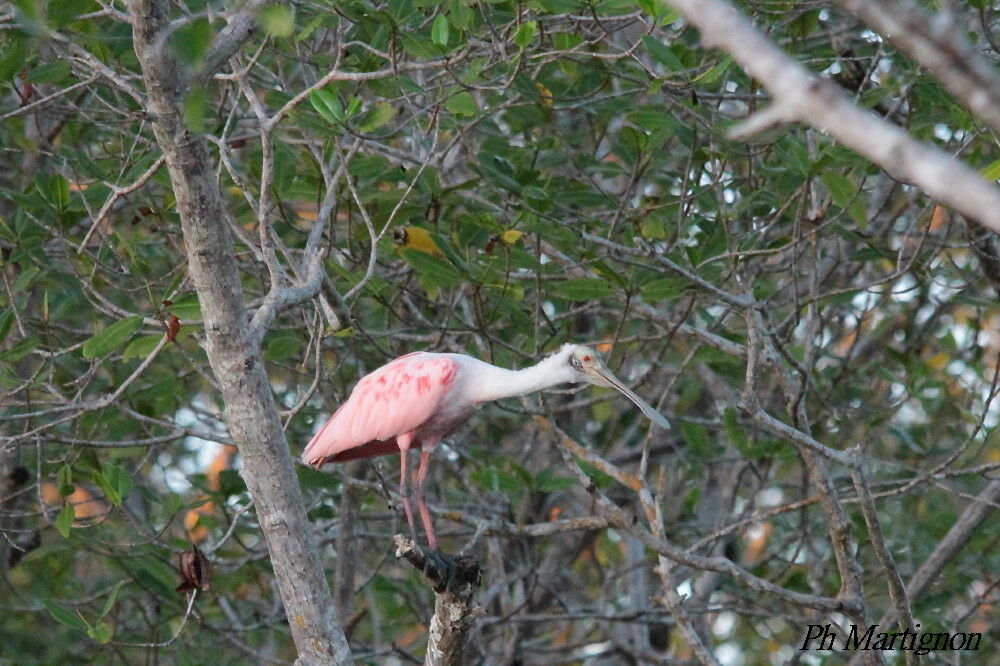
393;535;481;594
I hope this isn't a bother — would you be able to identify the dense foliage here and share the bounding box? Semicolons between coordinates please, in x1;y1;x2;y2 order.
1;0;996;663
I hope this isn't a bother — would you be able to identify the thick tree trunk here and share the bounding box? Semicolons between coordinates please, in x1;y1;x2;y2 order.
124;2;351;664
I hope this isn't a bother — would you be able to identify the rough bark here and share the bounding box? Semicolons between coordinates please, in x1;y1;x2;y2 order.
124;2;351;664
393;535;482;666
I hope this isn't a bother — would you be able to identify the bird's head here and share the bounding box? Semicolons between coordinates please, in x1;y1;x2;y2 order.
561;344;611;386
559;343;671;429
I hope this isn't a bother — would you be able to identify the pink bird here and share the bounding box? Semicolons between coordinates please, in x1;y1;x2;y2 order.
302;344;670;550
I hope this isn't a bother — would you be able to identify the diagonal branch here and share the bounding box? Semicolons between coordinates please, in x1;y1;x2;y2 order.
660;0;1000;232
190;0;270;90
833;0;1000;135
849;462;917;666
847;478;1000;666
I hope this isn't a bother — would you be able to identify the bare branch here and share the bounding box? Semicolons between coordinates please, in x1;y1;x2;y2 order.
190;0;269;89
662;0;1000;231
393;535;482;666
833;0;1000;135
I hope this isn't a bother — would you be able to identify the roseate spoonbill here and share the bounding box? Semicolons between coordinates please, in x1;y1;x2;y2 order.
302;344;669;549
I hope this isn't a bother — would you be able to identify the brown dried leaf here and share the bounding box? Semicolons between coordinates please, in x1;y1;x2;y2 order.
176;545;212;592
165;314;180;342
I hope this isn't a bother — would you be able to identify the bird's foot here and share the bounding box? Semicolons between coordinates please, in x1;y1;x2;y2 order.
392;534;481;594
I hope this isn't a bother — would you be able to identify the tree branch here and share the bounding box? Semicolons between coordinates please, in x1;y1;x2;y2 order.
662;0;1000;232
833;0;1000;135
393;535;482;666
190;0;269;90
849;462;916;666
124;2;351;663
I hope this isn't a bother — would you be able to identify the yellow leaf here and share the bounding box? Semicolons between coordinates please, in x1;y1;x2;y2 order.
535;82;553;108
927;352;949;371
291;201;318;221
501;229;523;244
399;226;442;255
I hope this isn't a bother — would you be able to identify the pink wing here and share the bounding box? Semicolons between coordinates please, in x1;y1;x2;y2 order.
301;353;458;466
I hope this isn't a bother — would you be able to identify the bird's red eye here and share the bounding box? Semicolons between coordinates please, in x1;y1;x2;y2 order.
583;355;591;362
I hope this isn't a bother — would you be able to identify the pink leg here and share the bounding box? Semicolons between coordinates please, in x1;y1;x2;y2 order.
414;443;437;550
397;435;416;540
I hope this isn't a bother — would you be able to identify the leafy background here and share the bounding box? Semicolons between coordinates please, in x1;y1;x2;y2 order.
1;0;997;663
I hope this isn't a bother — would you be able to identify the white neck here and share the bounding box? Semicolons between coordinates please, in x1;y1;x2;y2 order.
468;351;577;403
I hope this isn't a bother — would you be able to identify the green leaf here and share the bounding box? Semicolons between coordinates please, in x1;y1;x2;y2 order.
0;36;26;81
477;152;522;192
445;91;477;117
431;14;450;45
552;278;612;301
641;35;683;71
575;461;613;489
296;13;324;42
722;406;749;452
401;249;463;288
183;87;207;133
0;335;38;362
356;102;396;132
821;171;854;206
264;333;301;361
12;266;41;293
821;172;867;228
98;582;125;620
36;174;69;213
628;108;675;132
42;600;88;632
470;465;524;496
27;61;70;84
679;421;712;458
449;3;473;29
399;32;437;58
258;5;295;38
123;557;177;599
57;464;74;497
693;57;731;85
48;175;70;212
167;295;202;320
982;158;1000;181
513;21;536;49
122;334;164;361
173;18;212;65
82;316;143;359
309;89;343;124
641;278;686;302
536;469;576;492
87;621;112;644
93;463;132;507
55;503;74;538
0;309;12;345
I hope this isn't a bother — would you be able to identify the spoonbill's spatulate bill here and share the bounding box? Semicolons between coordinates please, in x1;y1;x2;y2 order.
302;344;669;549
